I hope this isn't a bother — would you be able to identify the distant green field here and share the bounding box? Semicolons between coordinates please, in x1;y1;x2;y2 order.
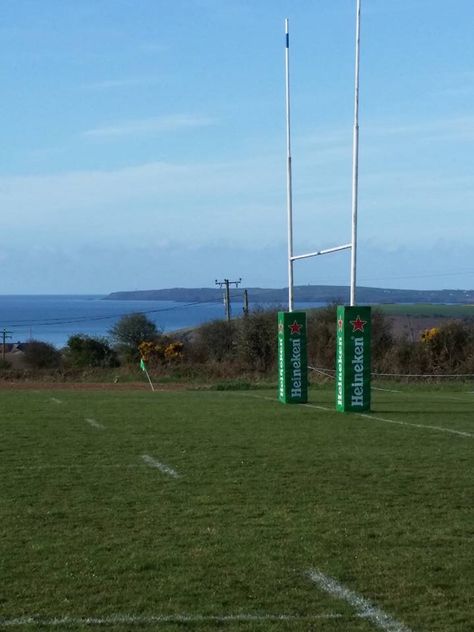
376;303;474;318
1;386;473;631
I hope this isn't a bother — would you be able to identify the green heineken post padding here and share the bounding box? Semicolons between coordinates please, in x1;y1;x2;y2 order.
336;305;371;412
278;311;307;404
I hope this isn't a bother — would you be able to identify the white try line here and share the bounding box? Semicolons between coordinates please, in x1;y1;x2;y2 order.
372;386;402;393
358;411;474;439
50;397;63;404
245;394;473;439
141;454;180;478
85;418;105;430
302;402;474;439
0;612;345;627
308;569;413;632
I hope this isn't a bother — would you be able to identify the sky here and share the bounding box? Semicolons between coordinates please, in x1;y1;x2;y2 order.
1;0;474;294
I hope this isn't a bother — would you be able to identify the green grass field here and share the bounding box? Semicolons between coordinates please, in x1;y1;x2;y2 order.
1;385;473;631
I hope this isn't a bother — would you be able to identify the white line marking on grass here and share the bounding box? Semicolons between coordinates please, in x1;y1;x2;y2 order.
141;454;180;478
372;386;402;393
308;569;413;632
247;395;474;440
358;412;474;439
0;613;344;627
85;417;105;430
50;397;63;404
301;402;474;439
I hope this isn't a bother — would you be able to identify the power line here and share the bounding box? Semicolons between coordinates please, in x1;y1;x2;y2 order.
3;298;224;328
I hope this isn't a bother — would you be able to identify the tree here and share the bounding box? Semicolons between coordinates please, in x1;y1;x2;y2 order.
64;335;119;368
109;313;159;359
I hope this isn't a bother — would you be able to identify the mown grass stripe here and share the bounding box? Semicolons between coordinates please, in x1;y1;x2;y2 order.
141;454;179;478
308;569;413;632
0;612;344;627
3;464;143;471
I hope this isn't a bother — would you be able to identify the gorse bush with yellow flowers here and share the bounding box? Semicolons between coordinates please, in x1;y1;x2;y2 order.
138;340;184;368
129;309;474;379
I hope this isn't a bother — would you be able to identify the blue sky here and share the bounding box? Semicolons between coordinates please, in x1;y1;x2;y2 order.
1;0;474;293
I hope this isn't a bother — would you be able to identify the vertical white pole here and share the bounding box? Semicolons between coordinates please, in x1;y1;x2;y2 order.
285;18;294;312
350;0;361;307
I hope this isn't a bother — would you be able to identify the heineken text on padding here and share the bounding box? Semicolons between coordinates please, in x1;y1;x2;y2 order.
336;305;371;412
278;311;308;404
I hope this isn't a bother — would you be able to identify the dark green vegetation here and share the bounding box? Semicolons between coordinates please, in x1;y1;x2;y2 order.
105;285;474;305
379;303;474;318
1;385;473;631
63;335;119;369
109;313;159;360
3;306;474;381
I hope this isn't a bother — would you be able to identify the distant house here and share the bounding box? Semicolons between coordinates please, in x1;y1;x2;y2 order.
2;343;27;369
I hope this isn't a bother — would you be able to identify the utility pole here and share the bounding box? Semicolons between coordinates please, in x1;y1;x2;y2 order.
243;289;249;317
215;278;242;322
2;329;12;363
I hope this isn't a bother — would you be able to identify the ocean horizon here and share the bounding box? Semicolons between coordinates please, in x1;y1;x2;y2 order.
0;294;325;348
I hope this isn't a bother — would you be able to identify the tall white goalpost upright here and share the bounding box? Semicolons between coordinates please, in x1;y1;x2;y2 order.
284;1;362;309
350;0;362;307
285;18;295;312
279;3;371;411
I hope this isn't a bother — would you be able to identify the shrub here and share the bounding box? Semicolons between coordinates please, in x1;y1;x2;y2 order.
164;341;184;362
237;308;277;372
65;335;119;368
420;320;474;373
307;304;338;370
138;339;184;367
23;340;61;369
371;309;394;365
192;319;237;363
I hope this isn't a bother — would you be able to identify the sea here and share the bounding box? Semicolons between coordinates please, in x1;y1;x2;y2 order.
0;295;326;348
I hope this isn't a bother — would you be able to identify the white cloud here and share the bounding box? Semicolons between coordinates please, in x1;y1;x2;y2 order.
0;157;284;248
82;114;217;138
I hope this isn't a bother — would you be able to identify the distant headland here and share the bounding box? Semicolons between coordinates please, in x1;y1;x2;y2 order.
104;285;474;305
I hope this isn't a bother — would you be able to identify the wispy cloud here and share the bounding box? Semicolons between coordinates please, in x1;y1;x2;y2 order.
368;116;474;142
82;114;216;138
82;76;161;90
301;115;474;154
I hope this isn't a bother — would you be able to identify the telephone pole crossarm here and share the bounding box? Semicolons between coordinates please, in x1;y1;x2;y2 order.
215;278;242;322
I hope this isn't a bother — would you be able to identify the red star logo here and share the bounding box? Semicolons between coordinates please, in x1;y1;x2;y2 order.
289;320;302;335
337;318;343;331
350;316;367;332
